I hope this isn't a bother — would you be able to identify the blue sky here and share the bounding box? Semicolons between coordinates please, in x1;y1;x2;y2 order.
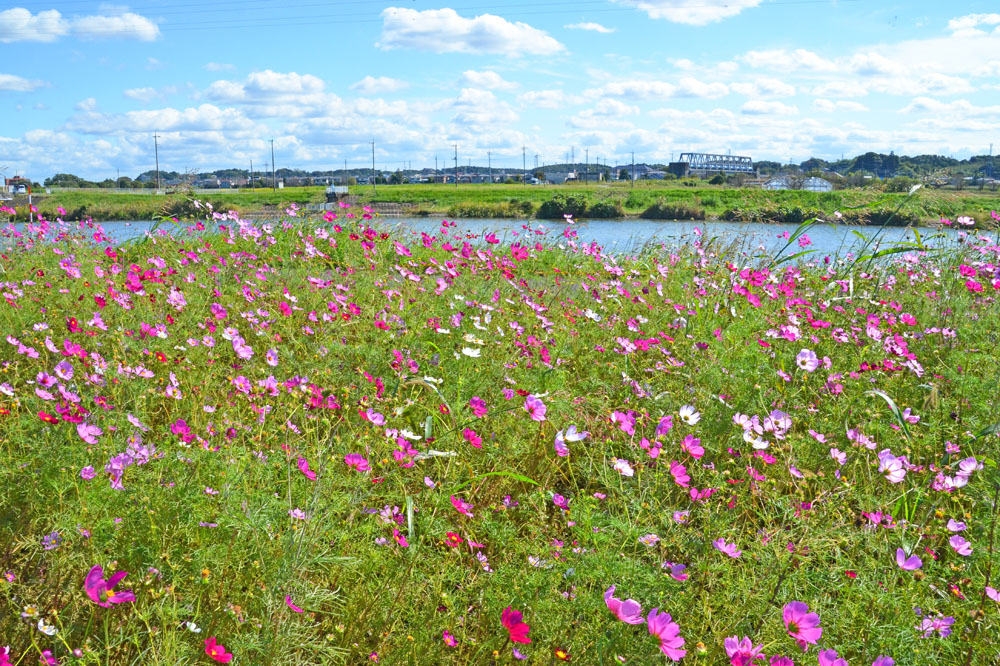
1;1;999;179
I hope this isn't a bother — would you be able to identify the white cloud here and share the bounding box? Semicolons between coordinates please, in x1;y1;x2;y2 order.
350;75;409;95
73;12;158;41
731;78;795;98
565;22;615;33
811;81;867;98
520;89;573;109
0;73;46;92
0;8;68;42
204;62;236;72
458;70;518;91
615;0;763;25
813;99;868;113
740;100;798;116
378;7;565;56
948;13;1000;36
847;52;907;77
676;77;728;98
0;7;158;42
65;104;260;134
207;70;326;104
900;97;1000;118
124;87;158;101
741;48;837;72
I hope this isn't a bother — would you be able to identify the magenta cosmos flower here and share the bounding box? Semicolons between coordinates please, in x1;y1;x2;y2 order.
783;601;822;650
604;585;643;624
895;548;922;571
524;395;546;421
725;635;764;665
84;565;135;607
713;538;742;558
344;453;370;471
818;649;848;666
647;608;685;661
501;606;531;644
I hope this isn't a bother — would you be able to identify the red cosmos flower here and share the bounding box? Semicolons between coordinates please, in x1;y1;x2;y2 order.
38;411;60;424
204;637;233;663
445;532;463;547
501;607;531;644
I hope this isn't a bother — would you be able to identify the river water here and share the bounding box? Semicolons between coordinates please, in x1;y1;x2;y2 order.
77;216;965;259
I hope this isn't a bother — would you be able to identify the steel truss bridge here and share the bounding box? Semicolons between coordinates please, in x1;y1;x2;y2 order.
678;153;754;173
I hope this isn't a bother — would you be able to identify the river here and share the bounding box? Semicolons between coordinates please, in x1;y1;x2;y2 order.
75;216;968;259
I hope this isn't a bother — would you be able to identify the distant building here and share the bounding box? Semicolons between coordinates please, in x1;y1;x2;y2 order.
544;171;577;184
802;177;833;192
763;176;792;191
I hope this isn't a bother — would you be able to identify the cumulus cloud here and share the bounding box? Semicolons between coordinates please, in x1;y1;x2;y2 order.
948;13;1000;36
73;12;158;41
0;8;68;42
741;48;837;72
811;81;867;98
731;78;795;98
565;22;615;33
0;7;158;42
458;70;518;91
900;97;1000;118
594;77;727;100
614;0;763;25
520;89;574;109
378;7;565;56
207;70;326;104
350;75;409;95
740;100;798;116
0;73;46;91
813;99;868;113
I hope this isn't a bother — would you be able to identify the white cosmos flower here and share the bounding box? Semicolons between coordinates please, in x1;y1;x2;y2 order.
678;405;701;426
461;347;481;358
613;458;635;477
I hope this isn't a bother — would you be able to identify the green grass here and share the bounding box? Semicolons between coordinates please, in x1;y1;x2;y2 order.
0;211;998;665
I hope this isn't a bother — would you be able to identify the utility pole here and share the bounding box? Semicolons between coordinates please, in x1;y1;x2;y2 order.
585;148;589;185
371;141;376;195
454;144;458;188
435;156;438;172
522;146;526;185
116;167;120;191
487;151;492;185
249;160;254;191
270;139;276;191
631;152;635;188
153;133;160;193
534;154;539;170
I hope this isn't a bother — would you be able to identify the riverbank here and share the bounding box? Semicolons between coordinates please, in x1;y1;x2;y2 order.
7;182;999;225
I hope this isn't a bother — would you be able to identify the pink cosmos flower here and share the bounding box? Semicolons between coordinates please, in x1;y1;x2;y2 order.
469;396;488;417
713;538;742;558
450;495;474;517
662;562;688;581
80;466;96;480
84;565;136;607
442;630;457;646
647;608;686;661
463;428;483;448
724;635;764;665
681;434;704;459
895;548;922;571
345;454;370;471
501;606;531;644
818;650;848;666
986;586;1000;603
670;460;690;488
949;535;972;556
524;395;546;421
795;349;819;372
769;658;794;666
947;519;966;532
204;637;233;663
297;457;316;480
783;601;822;650
554;432;569;457
872;657;895;666
77;422;102;445
604;585;644;624
393;528;409;547
285;595;304;612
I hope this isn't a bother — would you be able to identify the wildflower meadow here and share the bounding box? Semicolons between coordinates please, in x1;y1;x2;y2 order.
1;203;999;665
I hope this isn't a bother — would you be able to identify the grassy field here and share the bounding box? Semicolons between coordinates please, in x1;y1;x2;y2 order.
9;182;1000;225
0;210;998;665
